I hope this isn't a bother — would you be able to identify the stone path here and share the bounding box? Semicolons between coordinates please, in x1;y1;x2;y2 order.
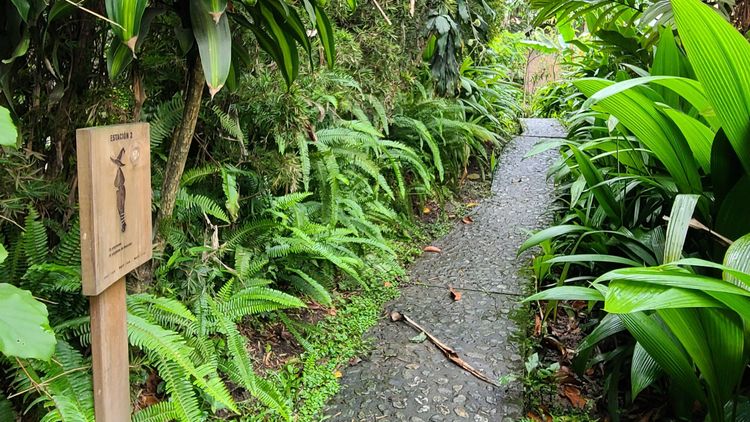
325;119;565;421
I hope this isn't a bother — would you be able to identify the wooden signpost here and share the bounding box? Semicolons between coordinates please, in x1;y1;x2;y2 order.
77;123;152;421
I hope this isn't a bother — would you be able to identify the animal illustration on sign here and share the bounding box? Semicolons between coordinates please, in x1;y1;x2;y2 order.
111;147;127;232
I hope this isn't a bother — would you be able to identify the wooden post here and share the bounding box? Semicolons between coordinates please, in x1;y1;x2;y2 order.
77;123;152;422
90;277;130;421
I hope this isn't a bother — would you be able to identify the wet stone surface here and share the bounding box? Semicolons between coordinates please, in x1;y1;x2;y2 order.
325;119;564;421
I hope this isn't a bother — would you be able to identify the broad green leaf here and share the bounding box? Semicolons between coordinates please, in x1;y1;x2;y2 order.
605;280;722;313
597;267;750;297
575;78;702;193
671;258;750;287
631;342;662;398
519;225;589;254
571;146;622;225
524;286;604;302
221;168;240;222
651;28;685;109
0;106;17;147
313;3;335;68
545;254;640;267
619;312;705;403
672;0;750;174
724;233;750;287
265;0;311;61
660;308;742;419
106;38;134;80
10;0;30;21
659;108;712;172
663;194;699;263
191;0;232;97
105;0;147;52
0;244;6;264
1;29;30;65
0;283;56;360
582;77;715;127
578;313;625;352
699;309;744;406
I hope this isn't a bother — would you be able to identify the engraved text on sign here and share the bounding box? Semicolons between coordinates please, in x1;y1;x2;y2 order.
76;123;152;296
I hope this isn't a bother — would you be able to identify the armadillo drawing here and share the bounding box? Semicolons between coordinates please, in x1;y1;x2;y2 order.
111;147;127;232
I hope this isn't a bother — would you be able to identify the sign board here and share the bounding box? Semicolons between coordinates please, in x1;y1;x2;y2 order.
76;123;152;296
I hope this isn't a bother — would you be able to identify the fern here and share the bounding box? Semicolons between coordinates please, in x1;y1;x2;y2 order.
212;105;246;144
180;164;221;187
219;287;305;321
209;298;292;421
128;294;197;333
51;218;80;266
220;219;276;251
176;190;230;223
132;401;180;422
297;133;311;192
127;313;239;414
149;94;184;150
286;268;332;305
393;116;445;182
22;207;48;267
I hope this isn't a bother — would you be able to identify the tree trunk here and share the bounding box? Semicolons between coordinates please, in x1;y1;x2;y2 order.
155;57;205;244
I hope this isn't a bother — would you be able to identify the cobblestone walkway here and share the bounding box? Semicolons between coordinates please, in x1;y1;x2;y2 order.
325;119;565;421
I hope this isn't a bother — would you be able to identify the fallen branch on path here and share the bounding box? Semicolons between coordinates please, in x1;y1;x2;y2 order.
390;311;500;387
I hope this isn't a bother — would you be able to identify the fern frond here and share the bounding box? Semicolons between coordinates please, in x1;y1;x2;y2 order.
210;299;291;421
127;313;238;414
286;268;332;306
219;287;305;321
220;219;276;251
180;164;221;187
52;219;80;266
127;294;197;332
176;190;229;223
156;361;202;422
132;401;179;422
212;105;245;144
297;134;311;192
271;192;313;211
23;207;48;267
149;94;184;150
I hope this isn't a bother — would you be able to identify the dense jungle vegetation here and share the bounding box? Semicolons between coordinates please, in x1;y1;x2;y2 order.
522;0;750;419
0;0;529;419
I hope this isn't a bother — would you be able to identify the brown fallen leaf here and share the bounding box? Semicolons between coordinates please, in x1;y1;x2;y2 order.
562;385;587;409
570;300;587;311
423;245;442;253
448;286;461;302
383;281;393;288
448;286;462;301
527;412;544;422
462;216;474;224
533;314;542;337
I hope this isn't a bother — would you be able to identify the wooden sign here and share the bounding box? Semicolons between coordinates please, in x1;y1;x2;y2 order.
77;122;152;422
77;123;152;295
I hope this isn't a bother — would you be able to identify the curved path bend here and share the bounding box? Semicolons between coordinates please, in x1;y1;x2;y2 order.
325;119;565;421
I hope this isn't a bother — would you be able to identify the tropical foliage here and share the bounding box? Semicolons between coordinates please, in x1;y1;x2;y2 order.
524;0;750;418
0;0;522;419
